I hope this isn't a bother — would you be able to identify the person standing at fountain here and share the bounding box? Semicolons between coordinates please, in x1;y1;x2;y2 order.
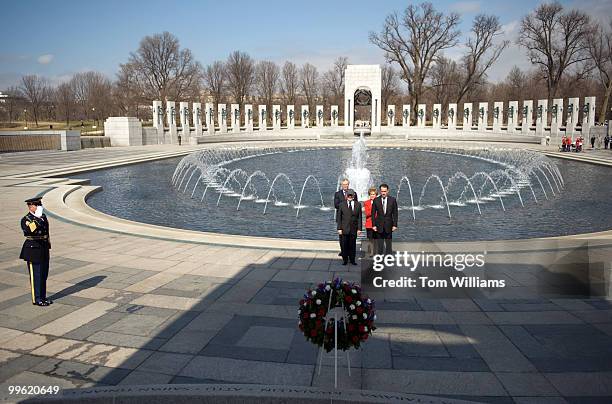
363;187;378;257
371;183;398;255
334;179;358;256
337;191;362;265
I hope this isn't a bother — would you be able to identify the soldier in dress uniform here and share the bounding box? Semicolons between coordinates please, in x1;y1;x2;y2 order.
19;197;53;306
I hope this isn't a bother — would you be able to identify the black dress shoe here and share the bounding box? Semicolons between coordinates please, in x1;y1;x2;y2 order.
350;261;358;265
342;261;348;265
33;301;49;307
44;298;53;305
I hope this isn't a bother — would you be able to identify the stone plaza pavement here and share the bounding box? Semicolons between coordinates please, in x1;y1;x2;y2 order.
0;143;611;403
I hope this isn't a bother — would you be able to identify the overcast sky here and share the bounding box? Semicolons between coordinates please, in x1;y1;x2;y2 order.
1;0;610;90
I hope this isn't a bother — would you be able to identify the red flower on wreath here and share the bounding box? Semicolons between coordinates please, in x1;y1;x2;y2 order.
310;330;318;337
345;296;353;303
356;307;363;314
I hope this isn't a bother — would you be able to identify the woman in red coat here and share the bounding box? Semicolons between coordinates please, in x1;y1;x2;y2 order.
363;187;378;256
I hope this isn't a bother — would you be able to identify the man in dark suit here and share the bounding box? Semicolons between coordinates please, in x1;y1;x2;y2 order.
336;190;362;265
371;183;398;255
334;178;358;256
19;197;53;306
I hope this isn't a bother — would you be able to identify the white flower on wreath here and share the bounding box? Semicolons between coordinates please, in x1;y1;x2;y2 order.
316;299;321;305
325;285;331;291
311;291;317;296
310;313;316;318
349;304;355;310
367;299;371;304
364;326;368;331
356;301;361;306
352;315;357;320
363;313;368;319
351;289;357;294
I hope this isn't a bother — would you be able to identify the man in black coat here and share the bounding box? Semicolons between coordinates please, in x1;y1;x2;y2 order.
371;183;398;255
336;190;362;265
334;178;358;256
19;197;52;306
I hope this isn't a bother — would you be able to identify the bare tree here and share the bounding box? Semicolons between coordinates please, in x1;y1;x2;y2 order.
430;56;460;106
300;63;319;113
204;61;226;107
587;20;612;122
70;71;112;121
123;31;203;101
323;56;349;107
518;2;592;99
256;61;280;124
20;75;50;126
370;2;460;121
280;61;299;104
225;51;255;107
1;86;23;123
455;14;508;104
55;82;75;126
381;65;399;113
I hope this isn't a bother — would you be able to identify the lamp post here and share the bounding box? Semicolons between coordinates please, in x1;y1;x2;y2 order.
23;109;28;130
92;107;96;130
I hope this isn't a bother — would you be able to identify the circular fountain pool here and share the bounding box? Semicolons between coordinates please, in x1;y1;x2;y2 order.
76;144;612;242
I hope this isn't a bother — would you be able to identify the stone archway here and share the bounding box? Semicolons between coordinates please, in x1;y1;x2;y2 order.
344;65;382;133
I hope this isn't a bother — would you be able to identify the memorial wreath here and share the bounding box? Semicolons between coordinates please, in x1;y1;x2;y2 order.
298;278;376;352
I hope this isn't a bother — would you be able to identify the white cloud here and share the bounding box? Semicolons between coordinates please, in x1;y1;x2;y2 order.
37;54;54;65
451;1;481;14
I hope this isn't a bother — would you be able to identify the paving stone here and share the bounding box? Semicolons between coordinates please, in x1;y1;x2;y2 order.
118;369;173;386
103;313;172;337
136;352;193;376
362;368;507;396
390;327;450;358
179;356;313;385
236;325;295;350
392;357;490;371
86;331;166;350
34;301;117;336
545;372;612;396
30;357;131;385
63;311;126;340
0;353;47;383
459;324;536;372
496;372;559;396
159;329;217;354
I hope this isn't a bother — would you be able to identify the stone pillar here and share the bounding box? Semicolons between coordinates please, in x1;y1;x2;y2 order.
582;96;596;138
463;103;472;131
567;97;579;140
447;104;457;130
508;101;518;133
287;105;295;129
105;117;143;146
478;102;488;132
432;104;441;128
301;105;309;128
205;103;215;135
344;98;352;133
387;105;395;127
330;105;339;127
192;102;202;137
536;99;548;135
245;104;253;132
550;99;563;137
492;102;503;133
521;100;533;134
402;105;411;128
273;105;282;130
417;104;426;127
230;104;240;134
152;101;163;129
217;104;227;134
258;105;267;131
166;101;177;144
180;102;190;142
316;105;324;128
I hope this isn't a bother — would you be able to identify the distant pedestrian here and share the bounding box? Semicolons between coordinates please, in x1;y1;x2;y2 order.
591;135;596;148
604;134;609;150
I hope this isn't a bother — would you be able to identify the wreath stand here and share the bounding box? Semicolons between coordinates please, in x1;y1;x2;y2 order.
316;289;351;388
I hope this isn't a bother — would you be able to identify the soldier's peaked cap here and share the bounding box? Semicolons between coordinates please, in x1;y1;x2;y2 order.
25;197;42;205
